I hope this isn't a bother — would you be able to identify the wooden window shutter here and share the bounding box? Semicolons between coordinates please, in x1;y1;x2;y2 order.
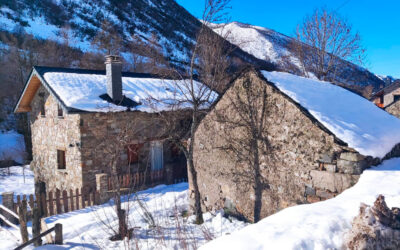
127;143;143;164
57;150;66;169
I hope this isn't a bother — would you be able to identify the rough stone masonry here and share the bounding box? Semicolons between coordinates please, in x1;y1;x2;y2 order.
192;69;383;222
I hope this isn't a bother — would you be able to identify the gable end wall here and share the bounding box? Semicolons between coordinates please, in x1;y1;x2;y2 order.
193;70;375;221
30;84;83;192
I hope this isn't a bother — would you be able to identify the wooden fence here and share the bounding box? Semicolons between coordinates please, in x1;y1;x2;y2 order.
108;170;164;190
11;188;99;218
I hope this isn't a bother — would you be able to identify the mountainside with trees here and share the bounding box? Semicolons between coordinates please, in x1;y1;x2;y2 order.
211;21;385;91
0;1;386;136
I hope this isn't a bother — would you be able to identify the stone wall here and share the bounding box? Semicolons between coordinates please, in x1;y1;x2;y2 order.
30;85;187;192
384;88;400;106
79;111;187;189
192;70;376;222
385;100;400;119
30;85;82;192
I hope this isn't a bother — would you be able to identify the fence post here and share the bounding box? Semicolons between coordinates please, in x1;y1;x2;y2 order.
18;199;28;243
54;223;63;245
96;173;110;204
32;207;42;247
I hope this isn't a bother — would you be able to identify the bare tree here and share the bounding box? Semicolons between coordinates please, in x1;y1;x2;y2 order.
292;8;365;81
149;0;234;225
91;20;124;55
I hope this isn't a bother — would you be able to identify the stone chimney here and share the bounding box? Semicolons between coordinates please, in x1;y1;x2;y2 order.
105;55;123;102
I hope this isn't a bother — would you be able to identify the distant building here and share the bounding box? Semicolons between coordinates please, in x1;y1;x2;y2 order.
14;56;189;192
371;81;400;108
192;69;400;222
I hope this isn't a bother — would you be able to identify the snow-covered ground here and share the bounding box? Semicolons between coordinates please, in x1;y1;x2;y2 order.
202;157;400;250
1;183;247;249
0;165;34;249
0;131;26;163
1;159;400;249
0;165;34;204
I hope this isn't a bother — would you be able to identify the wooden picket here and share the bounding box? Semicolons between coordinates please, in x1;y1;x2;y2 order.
48;192;54;216
108;170;165;191
55;190;61;214
5;187;99;220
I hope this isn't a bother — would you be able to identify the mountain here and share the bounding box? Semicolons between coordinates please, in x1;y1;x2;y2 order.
210;22;386;90
0;0;269;71
376;75;399;87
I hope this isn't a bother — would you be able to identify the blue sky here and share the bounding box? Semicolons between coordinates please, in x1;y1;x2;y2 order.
177;0;400;78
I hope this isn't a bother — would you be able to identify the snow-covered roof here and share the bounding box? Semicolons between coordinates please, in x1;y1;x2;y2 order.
262;71;400;158
16;66;211;113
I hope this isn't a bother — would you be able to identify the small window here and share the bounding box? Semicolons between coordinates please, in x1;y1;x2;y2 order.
127;143;143;164
40;99;45;117
151;141;163;170
57;150;66;170
394;95;400;103
58;104;63;117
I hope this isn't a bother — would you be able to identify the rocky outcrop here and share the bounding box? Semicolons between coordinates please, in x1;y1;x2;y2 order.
345;195;400;250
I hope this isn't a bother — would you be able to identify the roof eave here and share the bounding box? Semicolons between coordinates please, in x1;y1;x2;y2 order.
14;67;71;114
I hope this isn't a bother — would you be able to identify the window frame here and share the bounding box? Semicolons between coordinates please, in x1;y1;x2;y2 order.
40;98;46;117
57;104;64;118
57;149;66;170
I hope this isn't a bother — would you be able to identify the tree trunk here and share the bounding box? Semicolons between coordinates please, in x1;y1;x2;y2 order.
112;160;128;239
187;113;204;224
187;156;204;224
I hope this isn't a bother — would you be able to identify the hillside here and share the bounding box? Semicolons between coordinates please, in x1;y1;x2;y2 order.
211;22;385;90
0;0;269;71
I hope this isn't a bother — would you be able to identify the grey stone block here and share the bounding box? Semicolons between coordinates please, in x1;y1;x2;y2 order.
320;153;334;163
324;163;337;173
310;170;360;193
305;185;316;196
316;189;335;200
337;159;367;175
340;152;365;162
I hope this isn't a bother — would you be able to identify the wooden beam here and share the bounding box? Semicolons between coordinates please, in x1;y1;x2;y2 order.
16;106;32;113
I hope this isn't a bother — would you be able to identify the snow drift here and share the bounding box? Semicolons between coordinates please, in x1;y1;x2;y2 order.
201;157;400;250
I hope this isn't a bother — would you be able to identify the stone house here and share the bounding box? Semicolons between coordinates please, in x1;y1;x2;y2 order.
192;68;400;222
385;100;400;119
14;56;190;192
371;81;400;108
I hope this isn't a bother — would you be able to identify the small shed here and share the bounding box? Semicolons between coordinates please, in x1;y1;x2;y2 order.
192;68;400;221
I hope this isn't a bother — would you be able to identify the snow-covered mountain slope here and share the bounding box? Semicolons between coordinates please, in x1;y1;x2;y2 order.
0;1;267;71
0;0;196;64
201;157;400;250
212;22;385;90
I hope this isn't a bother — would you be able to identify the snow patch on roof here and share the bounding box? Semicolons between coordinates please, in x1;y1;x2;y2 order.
262;71;400;158
42;71;211;113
